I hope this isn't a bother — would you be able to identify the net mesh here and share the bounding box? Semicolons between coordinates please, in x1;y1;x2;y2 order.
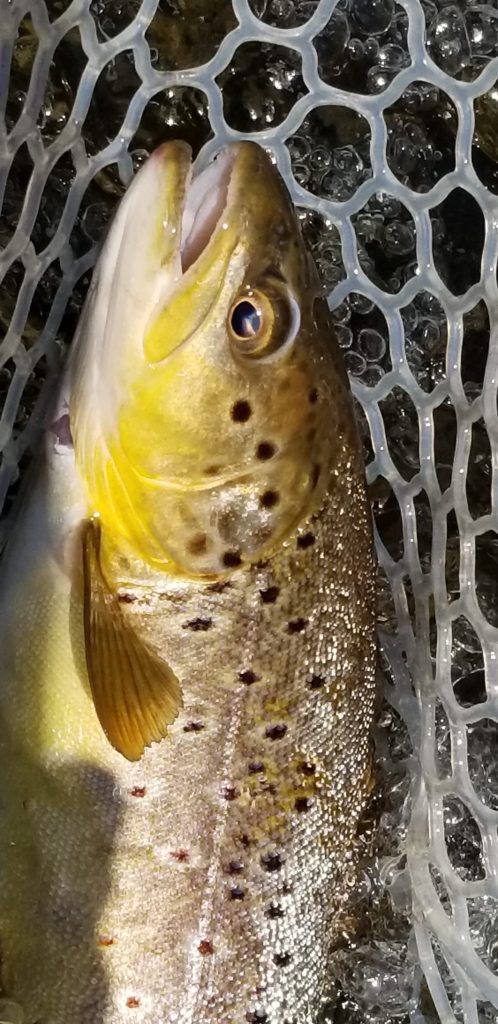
2;0;498;1021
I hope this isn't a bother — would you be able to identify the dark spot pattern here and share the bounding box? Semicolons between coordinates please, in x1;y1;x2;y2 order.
256;441;276;460
308;674;325;689
117;592;137;603
265;724;288;741
228;860;244;874
182;617;212;631
287;618;308;634
204;464;221;476
259;586;280;604
295;796;311;812
261;851;284;872
265;902;284;919
274;952;292;967
297;532;315;550
309;387;318;404
260;489;279;509
183;720;205;733
300;761;316;776
248;761;264;773
223;550;242;568
230;885;245;900
238;669;259;685
246;1012;268;1023
222;786;239;801
207;580;232;594
232;399;252;422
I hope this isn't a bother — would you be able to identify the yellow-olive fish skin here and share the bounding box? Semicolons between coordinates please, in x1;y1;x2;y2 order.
0;141;376;1024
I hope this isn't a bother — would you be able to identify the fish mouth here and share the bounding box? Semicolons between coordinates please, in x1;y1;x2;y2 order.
179;147;236;273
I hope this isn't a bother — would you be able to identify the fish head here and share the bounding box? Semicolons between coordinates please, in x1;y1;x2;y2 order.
70;141;354;577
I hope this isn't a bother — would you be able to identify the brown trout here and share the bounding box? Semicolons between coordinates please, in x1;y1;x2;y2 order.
0;141;376;1024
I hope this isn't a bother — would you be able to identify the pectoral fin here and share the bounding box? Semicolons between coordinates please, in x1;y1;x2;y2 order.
82;518;182;761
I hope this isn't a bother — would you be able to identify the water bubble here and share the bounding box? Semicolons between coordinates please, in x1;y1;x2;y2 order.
344;351;367;376
384;221;416;257
358;328;387;362
352;0;395;37
336;325;354;350
426;5;471;77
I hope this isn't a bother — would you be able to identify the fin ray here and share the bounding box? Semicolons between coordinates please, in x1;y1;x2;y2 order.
82;518;182;761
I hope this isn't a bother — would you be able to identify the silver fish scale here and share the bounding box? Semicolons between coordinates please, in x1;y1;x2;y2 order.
2;0;498;1022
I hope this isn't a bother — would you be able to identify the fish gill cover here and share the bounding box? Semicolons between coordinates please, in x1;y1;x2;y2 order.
0;0;498;1021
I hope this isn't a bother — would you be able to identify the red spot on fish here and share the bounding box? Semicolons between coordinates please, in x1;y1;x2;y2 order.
130;786;147;798
170;849;190;863
126;997;140;1008
198;939;214;955
98;935;115;947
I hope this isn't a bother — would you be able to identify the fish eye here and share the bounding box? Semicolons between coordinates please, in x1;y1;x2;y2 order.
230;299;262;340
228;286;297;359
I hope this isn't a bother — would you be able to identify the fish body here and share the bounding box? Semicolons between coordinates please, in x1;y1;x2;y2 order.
0;142;376;1024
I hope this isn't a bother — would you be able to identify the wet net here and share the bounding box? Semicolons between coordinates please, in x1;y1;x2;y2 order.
2;0;498;1021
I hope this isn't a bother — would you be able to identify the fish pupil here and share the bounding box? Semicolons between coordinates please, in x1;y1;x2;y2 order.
231;300;261;339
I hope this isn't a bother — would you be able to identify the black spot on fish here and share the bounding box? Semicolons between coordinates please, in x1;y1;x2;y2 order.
295;796;311;812
300;761;316;776
265;724;287;741
230;885;245;900
256;441;276;461
246;1012;268;1023
232;399;252;422
265;901;284;919
287;618;308;634
183;720;205;733
222;786;239;801
223;550;242;568
207;580;232;594
259;586;280;604
261;851;284;872
248;761;264;773
228;860;244;874
239;669;259;685
274;952;292;967
204;464;221;476
117;592;138;603
308;674;325;689
297;532;315;550
309;387;318;404
260;489;279;509
182;618;212;631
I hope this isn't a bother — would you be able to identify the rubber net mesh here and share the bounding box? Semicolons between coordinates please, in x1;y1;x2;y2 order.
2;1;498;1022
